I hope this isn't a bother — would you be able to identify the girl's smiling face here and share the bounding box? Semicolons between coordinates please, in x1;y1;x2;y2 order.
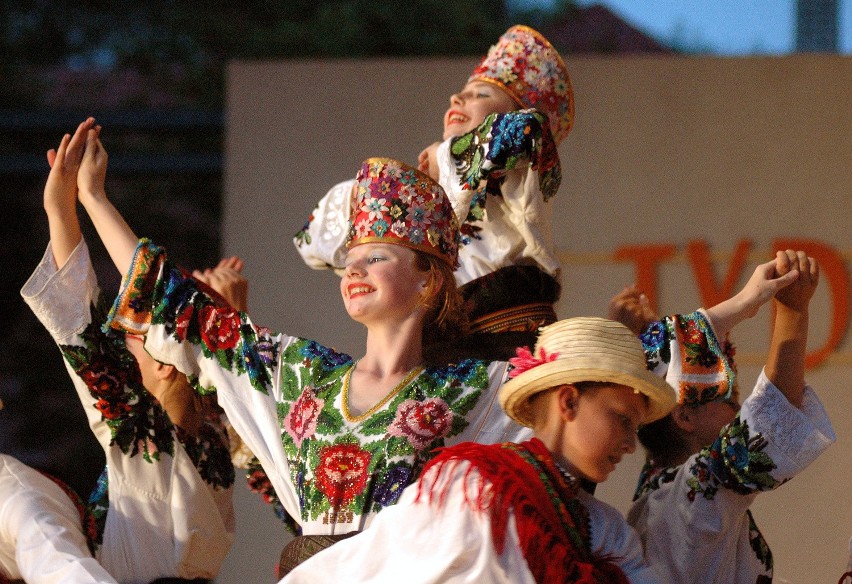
341;243;429;325
443;81;517;140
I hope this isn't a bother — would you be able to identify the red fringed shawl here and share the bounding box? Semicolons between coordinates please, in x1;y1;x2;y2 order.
417;438;628;584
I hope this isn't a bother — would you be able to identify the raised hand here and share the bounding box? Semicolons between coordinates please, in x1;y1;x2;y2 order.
78;125;108;208
704;257;800;340
773;249;819;313
193;257;249;311
44;118;96;266
44;117;94;216
608;284;659;335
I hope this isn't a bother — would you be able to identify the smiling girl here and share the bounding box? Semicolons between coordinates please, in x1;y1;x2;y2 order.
70;129;529;572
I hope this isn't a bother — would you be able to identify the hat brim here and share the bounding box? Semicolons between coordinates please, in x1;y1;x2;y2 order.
499;357;676;428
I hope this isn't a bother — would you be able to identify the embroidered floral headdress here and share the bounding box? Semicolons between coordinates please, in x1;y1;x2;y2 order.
347;157;460;268
468;24;575;144
639;311;737;407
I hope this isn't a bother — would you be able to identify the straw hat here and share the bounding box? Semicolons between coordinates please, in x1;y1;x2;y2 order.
347;157;460;268
499;317;676;428
468;24;575;144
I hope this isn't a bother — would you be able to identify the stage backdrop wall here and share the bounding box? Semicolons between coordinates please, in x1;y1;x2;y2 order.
217;54;851;584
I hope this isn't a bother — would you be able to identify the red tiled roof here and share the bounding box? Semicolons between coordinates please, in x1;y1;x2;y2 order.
543;3;675;54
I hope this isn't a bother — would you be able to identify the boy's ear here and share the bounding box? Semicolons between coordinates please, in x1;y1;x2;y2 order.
556;384;581;422
671;404;696;433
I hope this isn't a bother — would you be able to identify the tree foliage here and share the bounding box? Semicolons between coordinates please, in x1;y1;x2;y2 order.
1;0;513;108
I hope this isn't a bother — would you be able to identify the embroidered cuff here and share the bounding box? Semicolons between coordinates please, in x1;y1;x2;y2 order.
743;370;836;474
20;240;98;342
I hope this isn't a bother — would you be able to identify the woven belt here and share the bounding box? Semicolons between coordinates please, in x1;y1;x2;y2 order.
468;302;557;334
278;532;359;577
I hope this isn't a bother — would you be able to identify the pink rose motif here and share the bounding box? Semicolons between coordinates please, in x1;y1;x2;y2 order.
508;346;559;378
388;398;453;450
284;387;324;449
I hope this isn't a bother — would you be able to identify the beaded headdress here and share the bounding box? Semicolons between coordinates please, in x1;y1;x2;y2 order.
468;24;575;144
640;311;737;407
347;158;460;268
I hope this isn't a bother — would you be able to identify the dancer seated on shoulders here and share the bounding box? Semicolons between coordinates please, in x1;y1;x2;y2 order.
296;24;573;363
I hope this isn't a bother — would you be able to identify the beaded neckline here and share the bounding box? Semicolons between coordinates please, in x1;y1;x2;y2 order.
341;362;425;423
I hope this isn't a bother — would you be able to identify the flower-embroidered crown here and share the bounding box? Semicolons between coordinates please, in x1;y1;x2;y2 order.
640;311;737;407
347;158;460;268
468;24;575;145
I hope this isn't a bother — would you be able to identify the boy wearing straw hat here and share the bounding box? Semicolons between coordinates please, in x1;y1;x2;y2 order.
281;317;675;584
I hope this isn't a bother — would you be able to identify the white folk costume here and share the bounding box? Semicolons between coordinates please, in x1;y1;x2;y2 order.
629;311;836;584
102;160;529;543
283;317;675;584
281;439;657;584
21;241;235;584
0;454;117;584
294;25;573;362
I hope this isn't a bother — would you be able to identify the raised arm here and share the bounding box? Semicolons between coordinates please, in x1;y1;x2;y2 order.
76;126;139;275
43;118;93;267
764;250;819;408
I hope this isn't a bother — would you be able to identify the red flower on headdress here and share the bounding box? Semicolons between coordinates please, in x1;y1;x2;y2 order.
508;346;559;378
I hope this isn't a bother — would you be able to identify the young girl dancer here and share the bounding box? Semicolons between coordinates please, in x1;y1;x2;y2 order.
70;122;529;568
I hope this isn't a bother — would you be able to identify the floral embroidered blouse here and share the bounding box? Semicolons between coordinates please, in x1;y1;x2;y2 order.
281;443;659;584
21;241;235;582
293;109;562;287
627;370;835;584
105;240;529;535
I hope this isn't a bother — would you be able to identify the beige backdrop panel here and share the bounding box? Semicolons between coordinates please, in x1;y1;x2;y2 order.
219;55;851;583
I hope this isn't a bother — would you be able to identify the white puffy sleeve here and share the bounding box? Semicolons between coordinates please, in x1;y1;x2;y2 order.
293;179;355;273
